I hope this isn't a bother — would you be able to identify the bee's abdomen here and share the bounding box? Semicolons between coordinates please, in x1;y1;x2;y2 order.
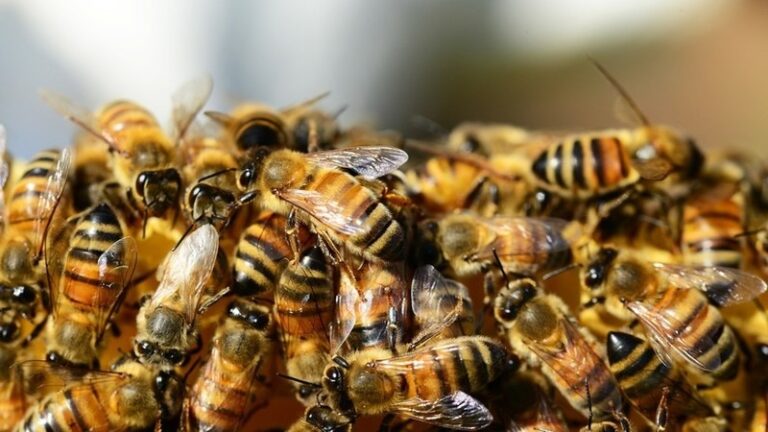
232;218;292;296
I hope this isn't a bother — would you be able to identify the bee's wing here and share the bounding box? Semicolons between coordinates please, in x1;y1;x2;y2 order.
390;391;493;431
33;147;72;258
633;153;674;181
526;318;623;416
305;147;408;179
45;214;81;320
15;360;128;395
276;189;368;235
94;237;138;343
152;224;219;324
626;298;723;373
171;75;214;143
39;90;118;150
330;266;358;354
281;91;331;115
409;265;471;349
471;217;572;264
652;262;767;306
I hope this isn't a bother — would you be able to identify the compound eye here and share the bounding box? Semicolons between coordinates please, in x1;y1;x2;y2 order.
460;135;480;153
136;340;155;356
585;265;604;288
0;322;18;342
325;366;342;384
238;169;254;189
12;285;36;304
246;311;270;330
135;172;149;197
298;385;315;398
163;349;184;365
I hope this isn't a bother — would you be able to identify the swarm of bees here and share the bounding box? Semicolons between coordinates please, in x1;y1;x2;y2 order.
0;61;767;432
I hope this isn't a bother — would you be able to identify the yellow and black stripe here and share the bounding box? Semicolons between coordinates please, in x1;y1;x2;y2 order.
648;287;739;380
343;262;404;351
305;170;405;262
7;148;65;236
682;193;744;269
531;136;635;199
99;100;159;141
232;213;293;296
392;336;507;401
19;383;116;432
492;219;572;275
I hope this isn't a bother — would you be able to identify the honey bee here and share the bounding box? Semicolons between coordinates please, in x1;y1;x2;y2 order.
606;330;713;429
332;260;406;354
484;370;568;432
321;335;508;430
15;357;184;432
286;406;351;432
134;224;224;369
186;299;274;431
493;278;625;425
274;246;334;405
42;203;137;369
522;62;703;202
582;247;767;382
0;146;71;344
236;146;409;262
410;265;475;345
206;93;332;153
231;211;297;297
414;214;573;279
41;77;213;228
179;135;241;231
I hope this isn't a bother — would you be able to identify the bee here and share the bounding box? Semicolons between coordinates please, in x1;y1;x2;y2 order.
41;77;212;228
16;358;183;432
582;247;767;382
410;265;475;345
523;62;703;202
286;406;352;432
275;246;334;405
0;145;71;344
186;299;274;431
0;362;26;430
321;335;508;430
484;370;568;432
134;224;224;369
236;146;409;262
493;277;625;425
606;330;713;429
332;260;406;354
179;135;241;231
206;93;331;153
231;211;300;297
414;214;573;279
42;203;137;369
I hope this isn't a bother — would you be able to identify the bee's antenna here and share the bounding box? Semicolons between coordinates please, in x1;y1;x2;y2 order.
333;356;351;369
588;57;650;127
197;167;237;184
735;227;766;238
492;249;510;285
277;373;321;388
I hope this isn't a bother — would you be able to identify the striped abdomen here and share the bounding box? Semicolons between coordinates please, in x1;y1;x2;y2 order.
606;331;711;423
232;213;292;296
413;281;474;340
343;263;405;351
7;149;65;238
414;158;488;213
645;287;739;380
275;246;333;354
17;385;114;432
682;194;744;268
383;336;507;402
306;170;405;262
98;100;160;140
493;220;572;275
60;203;124;310
531;136;637;199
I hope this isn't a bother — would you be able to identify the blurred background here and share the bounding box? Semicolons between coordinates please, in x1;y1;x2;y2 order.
0;0;765;158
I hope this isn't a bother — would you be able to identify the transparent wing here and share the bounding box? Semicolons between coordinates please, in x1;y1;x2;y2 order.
652;262;767;307
45;215;80;319
391;391;493;431
276;189;367;235
32;147;72;257
94;237;138;343
330;266;358;354
281;91;331;115
305;147;408;179
527;318;622;416
633;154;674;181
152;224;219;324
171;75;214;143
39;89;116;149
15;360;127;395
626;298;724;373
471;217;572;265
409;265;472;347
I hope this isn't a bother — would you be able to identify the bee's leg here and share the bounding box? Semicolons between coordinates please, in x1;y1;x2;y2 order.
386;306;400;355
479;271;497;333
307;119;320;153
286;208;302;259
317;232;343;265
586;377;593;431
378;414;395;432
21;314;47;347
108;320;122;338
654;386;670;431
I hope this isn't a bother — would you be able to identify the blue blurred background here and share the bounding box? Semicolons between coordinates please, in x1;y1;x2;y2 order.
1;0;764;158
